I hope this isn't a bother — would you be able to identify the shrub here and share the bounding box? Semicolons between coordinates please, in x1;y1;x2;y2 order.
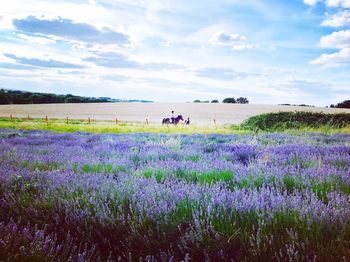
241;111;350;131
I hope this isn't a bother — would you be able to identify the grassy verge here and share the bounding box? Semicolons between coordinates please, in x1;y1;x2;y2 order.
1;111;350;134
0;117;247;134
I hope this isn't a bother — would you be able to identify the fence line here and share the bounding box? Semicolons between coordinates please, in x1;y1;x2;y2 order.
1;114;214;126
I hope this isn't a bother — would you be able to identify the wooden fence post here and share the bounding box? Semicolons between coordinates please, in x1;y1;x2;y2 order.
116;118;118;125
146;118;149;125
88;117;91;124
10;114;13;120
213;118;217;128
27;114;30;120
66;117;69;124
45;115;48;125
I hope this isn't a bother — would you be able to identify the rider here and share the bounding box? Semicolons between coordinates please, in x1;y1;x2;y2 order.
171;110;175;124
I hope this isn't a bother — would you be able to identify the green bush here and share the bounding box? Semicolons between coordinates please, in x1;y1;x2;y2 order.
241;111;350;131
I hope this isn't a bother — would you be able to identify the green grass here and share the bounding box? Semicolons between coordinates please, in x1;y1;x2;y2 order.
0;117;246;134
139;169;234;184
1;111;350;134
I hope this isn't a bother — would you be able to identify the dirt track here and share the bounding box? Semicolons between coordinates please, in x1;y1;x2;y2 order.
0;103;348;124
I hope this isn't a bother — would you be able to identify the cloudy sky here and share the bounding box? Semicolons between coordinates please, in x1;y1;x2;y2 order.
0;0;349;105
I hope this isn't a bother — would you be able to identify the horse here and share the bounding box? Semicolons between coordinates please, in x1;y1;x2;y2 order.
162;115;184;125
162;118;171;125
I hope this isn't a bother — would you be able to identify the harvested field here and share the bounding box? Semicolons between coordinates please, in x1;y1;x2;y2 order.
0;103;348;124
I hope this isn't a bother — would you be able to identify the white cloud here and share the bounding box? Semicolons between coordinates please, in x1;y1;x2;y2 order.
305;0;350;67
310;48;350;67
326;0;350;8
210;31;255;50
16;33;56;45
0;0;348;104
304;0;350;7
319;30;350;48
195;66;259;81
303;0;320;5
312;30;350;66
13;16;129;45
322;10;350;27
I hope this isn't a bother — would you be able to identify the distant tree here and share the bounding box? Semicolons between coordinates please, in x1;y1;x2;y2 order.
21;92;33;99
330;104;335;108
42;93;65;103
193;99;201;103
335;100;350;109
65;96;84;103
236;97;249;104
29;94;48;104
222;97;236;103
13;95;31;104
0;90;116;104
211;99;219;103
298;104;314;107
0;93;11;104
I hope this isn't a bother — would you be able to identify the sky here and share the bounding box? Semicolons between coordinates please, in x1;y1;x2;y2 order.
0;0;349;105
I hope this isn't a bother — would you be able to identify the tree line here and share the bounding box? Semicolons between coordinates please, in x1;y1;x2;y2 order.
0;89;114;104
193;97;249;104
330;100;350;109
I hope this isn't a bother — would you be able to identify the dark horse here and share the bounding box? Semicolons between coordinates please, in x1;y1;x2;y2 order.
162;115;184;125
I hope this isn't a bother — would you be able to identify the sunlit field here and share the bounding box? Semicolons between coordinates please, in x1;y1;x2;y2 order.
1;128;350;261
0;113;350;135
1;103;349;125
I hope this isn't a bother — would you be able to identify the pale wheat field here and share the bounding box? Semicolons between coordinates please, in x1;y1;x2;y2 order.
0;103;348;124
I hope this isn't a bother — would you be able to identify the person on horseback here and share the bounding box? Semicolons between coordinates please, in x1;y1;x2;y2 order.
171;110;175;124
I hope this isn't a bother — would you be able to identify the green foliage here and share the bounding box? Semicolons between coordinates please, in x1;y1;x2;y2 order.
140;169;234;184
0;92;11;104
29;94;47;104
197;170;234;184
283;175;304;192
222;97;249;104
81;163;114;173
241;111;350;131
211;99;219;103
0;89;113;104
236;97;249;104
222;97;236;103
334;99;350;109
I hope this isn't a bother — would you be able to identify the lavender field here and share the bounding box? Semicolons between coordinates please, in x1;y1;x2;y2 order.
0;129;350;261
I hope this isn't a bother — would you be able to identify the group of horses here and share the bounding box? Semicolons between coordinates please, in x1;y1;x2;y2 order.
162;114;190;125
